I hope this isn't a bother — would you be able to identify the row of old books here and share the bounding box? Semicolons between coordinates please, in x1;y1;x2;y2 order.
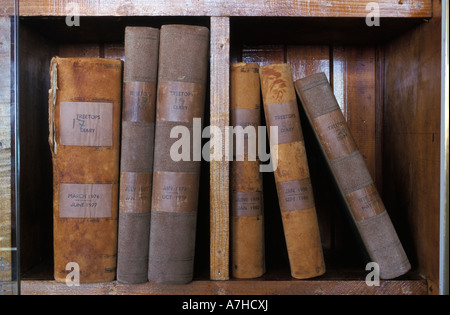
49;24;411;285
50;25;209;285
230;63;411;281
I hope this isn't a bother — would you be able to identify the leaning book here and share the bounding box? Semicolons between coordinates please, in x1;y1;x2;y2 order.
295;72;411;279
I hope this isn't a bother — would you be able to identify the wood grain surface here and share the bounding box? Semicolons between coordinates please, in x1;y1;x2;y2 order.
7;0;432;18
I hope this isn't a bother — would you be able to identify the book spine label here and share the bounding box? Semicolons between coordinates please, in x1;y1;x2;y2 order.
123;81;157;122
231;191;263;217
156;81;205;121
260;64;325;279
49;57;122;284
117;26;159;284
230;62;265;279
148;24;209;285
59;101;113;146
59;183;113;218
295;72;411;279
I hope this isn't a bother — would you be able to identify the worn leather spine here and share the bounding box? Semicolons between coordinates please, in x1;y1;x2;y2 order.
259;64;326;279
295;72;411;279
148;25;209;284
117;27;160;284
48;57;122;283
230;63;265;279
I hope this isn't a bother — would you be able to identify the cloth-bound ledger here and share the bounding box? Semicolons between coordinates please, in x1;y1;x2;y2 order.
230;62;265;279
48;57;122;283
295;72;411;279
259;64;326;279
117;27;160;284
148;24;209;284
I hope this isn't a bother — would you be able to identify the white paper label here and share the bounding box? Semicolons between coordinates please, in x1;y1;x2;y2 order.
60;102;113;147
59;183;113;218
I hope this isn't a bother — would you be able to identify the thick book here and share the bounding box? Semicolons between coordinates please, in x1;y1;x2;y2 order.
294;72;411;279
48;57;122;283
117;26;160;284
230;62;265;279
259;63;326;279
148;24;209;284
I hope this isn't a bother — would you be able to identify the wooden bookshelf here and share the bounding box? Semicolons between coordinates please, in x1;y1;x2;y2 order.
0;0;445;295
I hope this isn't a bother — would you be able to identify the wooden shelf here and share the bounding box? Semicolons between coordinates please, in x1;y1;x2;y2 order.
21;269;428;295
0;0;443;296
21;278;428;295
10;0;433;18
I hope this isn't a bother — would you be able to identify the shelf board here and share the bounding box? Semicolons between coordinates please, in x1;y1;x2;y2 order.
5;0;433;18
21;277;428;295
19;261;429;295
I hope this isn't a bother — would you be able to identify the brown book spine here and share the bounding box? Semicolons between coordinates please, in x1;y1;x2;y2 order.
295;72;411;279
117;27;160;284
259;64;326;279
230;62;265;279
148;25;209;284
48;57;122;283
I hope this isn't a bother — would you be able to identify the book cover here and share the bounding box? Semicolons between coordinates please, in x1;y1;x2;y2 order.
148;24;209;285
259;63;326;279
117;26;160;284
48;57;122;283
295;72;411;279
230;62;265;279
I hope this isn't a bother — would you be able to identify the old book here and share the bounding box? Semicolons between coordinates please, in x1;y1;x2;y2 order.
259;63;326;279
117;27;160;284
148;24;209;284
295;72;411;279
48;57;122;283
230;62;265;279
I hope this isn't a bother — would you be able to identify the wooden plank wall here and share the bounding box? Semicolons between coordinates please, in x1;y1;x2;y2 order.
18;24;57;275
383;1;442;294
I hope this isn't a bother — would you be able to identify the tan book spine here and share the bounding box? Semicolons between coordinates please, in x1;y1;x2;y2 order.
230;62;265;279
259;63;326;279
117;27;160;284
148;24;209;284
48;57;122;283
295;72;411;279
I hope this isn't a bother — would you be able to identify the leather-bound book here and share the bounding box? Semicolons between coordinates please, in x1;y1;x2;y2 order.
295;72;411;279
148;25;209;284
48;57;122;283
117;27;160;284
259;63;326;279
230;62;265;279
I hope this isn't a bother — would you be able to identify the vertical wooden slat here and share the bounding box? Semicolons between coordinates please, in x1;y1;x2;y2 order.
287;45;330;82
332;46;377;181
331;46;378;258
0;16;12;283
210;16;230;281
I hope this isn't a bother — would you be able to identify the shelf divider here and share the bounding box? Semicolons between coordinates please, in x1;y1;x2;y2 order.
209;16;231;281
